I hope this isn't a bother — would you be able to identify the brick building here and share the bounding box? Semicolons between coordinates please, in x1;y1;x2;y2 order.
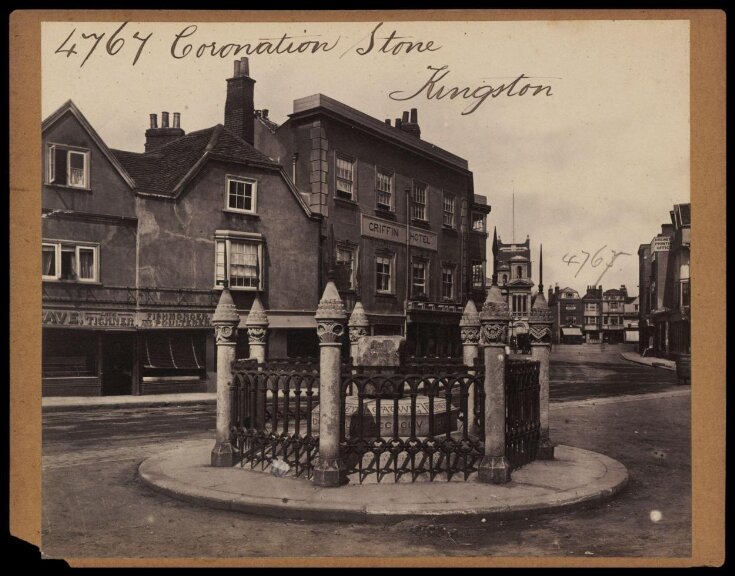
41;65;322;396
638;203;691;358
601;286;628;344
547;285;584;344
255;61;490;357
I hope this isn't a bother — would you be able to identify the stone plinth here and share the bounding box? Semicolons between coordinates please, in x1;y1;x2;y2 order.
311;395;459;437
354;336;405;367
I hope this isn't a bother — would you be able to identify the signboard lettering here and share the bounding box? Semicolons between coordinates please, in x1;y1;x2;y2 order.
361;214;438;251
42;309;135;327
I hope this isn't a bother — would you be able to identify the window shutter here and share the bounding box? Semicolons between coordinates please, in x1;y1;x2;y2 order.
47;145;56;183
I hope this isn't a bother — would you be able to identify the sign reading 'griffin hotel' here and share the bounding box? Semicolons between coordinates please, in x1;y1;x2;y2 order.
361;215;438;251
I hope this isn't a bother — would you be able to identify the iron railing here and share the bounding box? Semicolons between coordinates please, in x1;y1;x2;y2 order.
505;358;541;471
230;360;320;479
339;368;485;483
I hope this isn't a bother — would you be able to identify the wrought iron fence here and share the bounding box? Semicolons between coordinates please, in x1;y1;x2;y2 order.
505;358;541;471
230;360;320;479
339;369;485;483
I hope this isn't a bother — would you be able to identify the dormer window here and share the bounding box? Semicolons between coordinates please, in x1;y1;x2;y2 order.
46;144;90;189
225;176;257;214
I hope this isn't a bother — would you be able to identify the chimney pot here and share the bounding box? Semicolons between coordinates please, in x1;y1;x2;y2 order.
402;110;409;123
240;57;249;76
395;118;402;128
234;60;241;76
410;108;418;123
149;113;158;129
161;111;169;128
262;109;268;118
173;112;180;128
385;119;391;126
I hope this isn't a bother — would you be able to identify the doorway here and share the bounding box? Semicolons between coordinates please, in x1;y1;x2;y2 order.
102;332;134;396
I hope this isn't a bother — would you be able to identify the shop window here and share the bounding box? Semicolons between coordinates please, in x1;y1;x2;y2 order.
42;241;98;282
215;234;263;290
225;176;257;214
336;154;355;200
376;168;393;210
46;144;90;189
411;181;427;221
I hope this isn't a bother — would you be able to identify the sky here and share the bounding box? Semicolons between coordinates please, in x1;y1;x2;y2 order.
42;19;690;297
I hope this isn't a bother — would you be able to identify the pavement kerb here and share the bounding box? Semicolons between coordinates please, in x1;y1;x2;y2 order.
138;440;629;524
620;352;676;371
42;395;216;413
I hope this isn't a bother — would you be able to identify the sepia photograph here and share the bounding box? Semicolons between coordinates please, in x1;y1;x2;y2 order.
8;10;725;567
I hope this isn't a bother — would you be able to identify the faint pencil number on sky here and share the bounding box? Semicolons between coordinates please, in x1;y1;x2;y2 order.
54;22;152;67
562;245;631;286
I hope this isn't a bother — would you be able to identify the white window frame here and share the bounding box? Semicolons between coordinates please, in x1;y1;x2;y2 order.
375;167;394;211
214;231;264;291
225;175;258;214
41;240;99;283
472;261;485;288
335;153;355;200
46;143;91;189
411;181;428;221
472;212;486;232
411;259;429;298
442;192;455;228
441;265;454;301
375;254;394;294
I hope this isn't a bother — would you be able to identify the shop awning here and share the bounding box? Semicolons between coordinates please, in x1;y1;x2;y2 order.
561;327;583;336
144;334;205;369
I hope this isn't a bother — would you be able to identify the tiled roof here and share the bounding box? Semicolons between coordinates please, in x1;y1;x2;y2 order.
111;125;278;196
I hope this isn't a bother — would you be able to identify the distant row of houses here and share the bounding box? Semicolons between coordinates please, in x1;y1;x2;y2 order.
547;284;639;345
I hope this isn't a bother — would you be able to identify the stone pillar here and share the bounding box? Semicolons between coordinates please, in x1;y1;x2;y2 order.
246;294;268;363
312;278;347;487
459;299;481;438
211;287;241;467
529;290;555;460
347;299;369;365
478;281;512;484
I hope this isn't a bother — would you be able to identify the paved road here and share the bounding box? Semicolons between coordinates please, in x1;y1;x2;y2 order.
548;344;679;401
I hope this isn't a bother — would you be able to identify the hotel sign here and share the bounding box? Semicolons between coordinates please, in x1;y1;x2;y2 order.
361;215;438;251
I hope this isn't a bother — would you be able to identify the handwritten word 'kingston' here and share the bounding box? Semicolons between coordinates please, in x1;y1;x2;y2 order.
171;25;339;59
389;65;554;115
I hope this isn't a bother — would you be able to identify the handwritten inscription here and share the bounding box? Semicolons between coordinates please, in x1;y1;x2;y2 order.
562;245;631;286
54;22;152;67
390;65;555;115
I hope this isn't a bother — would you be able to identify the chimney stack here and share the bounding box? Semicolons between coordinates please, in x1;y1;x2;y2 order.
225;57;256;145
145;111;185;152
399;108;421;138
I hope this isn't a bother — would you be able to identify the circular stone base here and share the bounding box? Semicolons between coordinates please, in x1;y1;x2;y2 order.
311;395;460;437
139;440;629;523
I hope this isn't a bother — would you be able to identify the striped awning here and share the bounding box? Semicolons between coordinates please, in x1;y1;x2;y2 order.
144;333;205;369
